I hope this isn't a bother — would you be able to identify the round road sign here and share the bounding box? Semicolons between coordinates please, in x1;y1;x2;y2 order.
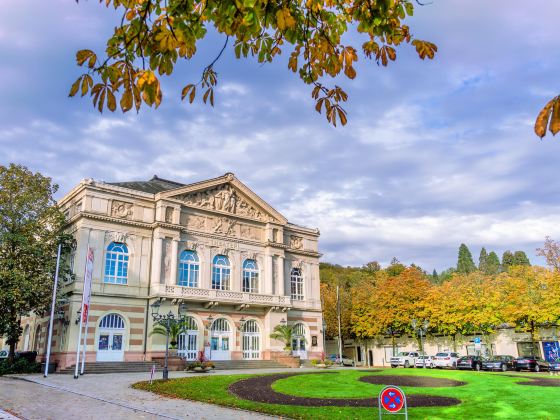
380;386;405;413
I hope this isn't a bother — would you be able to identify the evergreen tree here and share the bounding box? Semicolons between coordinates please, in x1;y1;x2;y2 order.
486;252;501;275
478;247;488;272
513;251;531;266
457;244;476;274
502;251;515;271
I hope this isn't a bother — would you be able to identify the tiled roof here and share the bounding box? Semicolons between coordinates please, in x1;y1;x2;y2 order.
108;175;184;194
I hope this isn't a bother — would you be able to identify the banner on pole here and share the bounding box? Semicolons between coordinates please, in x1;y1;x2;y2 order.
82;247;94;321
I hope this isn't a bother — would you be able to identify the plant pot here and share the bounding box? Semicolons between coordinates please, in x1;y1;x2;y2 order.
316;363;327;368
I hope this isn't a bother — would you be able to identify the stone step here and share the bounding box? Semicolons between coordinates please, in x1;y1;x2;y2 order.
59;361;163;374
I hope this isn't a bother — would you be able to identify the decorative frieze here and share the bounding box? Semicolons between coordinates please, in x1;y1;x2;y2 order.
213;216;236;236
240;224;262;241
290;235;303;250
105;231;129;244
111;200;133;219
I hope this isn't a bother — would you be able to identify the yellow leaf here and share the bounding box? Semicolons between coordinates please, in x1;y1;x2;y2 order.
534;99;554;138
189;85;196;103
549;98;560;136
107;89;116;111
69;77;81;97
120;88;133;112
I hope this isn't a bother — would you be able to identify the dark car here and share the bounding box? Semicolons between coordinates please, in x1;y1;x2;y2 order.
457;355;485;371
513;356;549;372
482;355;515;372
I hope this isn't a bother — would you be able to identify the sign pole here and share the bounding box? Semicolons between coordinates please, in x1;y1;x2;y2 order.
44;243;62;377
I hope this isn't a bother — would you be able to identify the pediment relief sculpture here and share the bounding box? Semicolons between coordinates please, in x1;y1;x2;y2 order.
111;200;133;219
178;184;273;222
185;214;206;231
290;235;303;250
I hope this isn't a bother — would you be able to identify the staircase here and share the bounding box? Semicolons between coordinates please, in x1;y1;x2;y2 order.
59;361;163;374
211;360;289;370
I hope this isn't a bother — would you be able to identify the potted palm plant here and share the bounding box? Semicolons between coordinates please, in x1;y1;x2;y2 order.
150;321;187;356
269;324;293;354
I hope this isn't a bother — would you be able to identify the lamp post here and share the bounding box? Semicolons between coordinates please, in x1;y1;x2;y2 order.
322;319;327;355
151;300;187;380
412;318;430;368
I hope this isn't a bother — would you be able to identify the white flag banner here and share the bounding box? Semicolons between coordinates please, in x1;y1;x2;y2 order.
82;247;94;321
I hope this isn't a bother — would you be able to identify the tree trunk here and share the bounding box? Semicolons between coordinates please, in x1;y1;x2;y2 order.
530;321;537;356
452;334;457;352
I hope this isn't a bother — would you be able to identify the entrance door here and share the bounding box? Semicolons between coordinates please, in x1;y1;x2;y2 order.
292;323;307;359
178;316;199;361
242;320;261;360
97;313;125;362
210;318;232;361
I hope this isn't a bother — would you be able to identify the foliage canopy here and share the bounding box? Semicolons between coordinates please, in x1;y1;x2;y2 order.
71;0;437;126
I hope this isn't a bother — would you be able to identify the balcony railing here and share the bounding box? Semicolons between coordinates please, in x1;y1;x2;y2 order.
151;283;292;307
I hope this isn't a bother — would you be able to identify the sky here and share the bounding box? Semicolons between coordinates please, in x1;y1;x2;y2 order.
1;0;560;271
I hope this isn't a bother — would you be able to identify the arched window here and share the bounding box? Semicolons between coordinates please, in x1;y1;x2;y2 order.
178;250;199;287
99;313;125;329
290;267;304;300
212;255;230;290
242;259;259;293
104;242;129;284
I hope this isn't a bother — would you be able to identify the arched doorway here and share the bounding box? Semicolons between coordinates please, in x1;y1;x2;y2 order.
210;318;231;360
242;320;261;360
97;313;126;362
292;323;307;359
177;316;198;361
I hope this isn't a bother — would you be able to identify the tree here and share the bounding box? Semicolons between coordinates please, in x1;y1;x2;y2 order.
150;321;188;348
513;251;531;266
70;0;437;127
269;324;293;352
536;236;560;271
385;257;406;277
456;244;476;274
0;164;71;360
362;261;381;273
478;247;488;272
486;251;501;275
502;250;515;271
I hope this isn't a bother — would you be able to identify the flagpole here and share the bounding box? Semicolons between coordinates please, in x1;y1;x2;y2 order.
80;316;89;375
74;233;92;379
44;243;62;377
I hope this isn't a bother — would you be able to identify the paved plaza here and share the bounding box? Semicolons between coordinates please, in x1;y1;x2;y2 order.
0;368;324;419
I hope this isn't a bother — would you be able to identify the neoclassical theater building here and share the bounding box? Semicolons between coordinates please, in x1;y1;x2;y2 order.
19;173;324;368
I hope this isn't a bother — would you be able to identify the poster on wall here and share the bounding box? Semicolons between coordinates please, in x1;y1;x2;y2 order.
542;341;560;362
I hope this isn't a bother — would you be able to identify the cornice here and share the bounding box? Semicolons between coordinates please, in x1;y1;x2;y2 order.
180;228;264;247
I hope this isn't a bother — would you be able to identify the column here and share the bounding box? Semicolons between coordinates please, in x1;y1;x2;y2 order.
169;239;179;286
151;237;163;285
264;254;273;295
200;246;212;289
231;251;241;292
276;255;284;296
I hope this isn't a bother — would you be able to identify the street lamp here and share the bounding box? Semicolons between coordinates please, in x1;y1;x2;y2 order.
237;316;246;331
412;318;430;368
151;299;187;380
322;319;327;355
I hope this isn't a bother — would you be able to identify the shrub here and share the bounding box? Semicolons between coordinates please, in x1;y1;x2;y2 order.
0;358;41;376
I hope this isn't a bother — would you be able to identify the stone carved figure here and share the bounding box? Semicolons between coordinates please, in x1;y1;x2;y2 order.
162;239;172;282
165;207;174;223
213;217;236;236
186;215;206;231
240;224;262;241
180;184;269;221
290;235;303;250
111;200;133;219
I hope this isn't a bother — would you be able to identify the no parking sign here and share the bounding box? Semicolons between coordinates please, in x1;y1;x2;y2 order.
378;386;408;419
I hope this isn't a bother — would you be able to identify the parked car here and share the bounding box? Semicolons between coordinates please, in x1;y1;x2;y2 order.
513;356;550;372
414;355;434;368
482;355;515;372
327;354;355;366
390;351;420;368
457;355;485;371
432;352;461;369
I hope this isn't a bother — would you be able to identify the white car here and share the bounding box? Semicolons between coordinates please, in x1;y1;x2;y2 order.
414;355;434;368
433;352;460;368
390;351;420;368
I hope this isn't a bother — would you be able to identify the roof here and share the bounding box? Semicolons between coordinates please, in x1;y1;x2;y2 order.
108;175;185;194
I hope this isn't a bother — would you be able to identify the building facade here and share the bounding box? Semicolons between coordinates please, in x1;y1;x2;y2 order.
20;173;324;369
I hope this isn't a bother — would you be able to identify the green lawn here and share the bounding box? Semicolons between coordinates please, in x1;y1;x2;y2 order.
133;368;560;419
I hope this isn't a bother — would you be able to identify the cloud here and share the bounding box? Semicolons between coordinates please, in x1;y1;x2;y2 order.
1;0;560;271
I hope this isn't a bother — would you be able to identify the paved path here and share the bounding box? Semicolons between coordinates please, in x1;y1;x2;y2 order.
0;369;302;420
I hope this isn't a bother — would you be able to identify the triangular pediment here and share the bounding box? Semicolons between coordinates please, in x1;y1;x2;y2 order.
158;173;287;224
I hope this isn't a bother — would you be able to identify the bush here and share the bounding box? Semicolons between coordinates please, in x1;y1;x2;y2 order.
186;350;214;371
0;358;41;375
